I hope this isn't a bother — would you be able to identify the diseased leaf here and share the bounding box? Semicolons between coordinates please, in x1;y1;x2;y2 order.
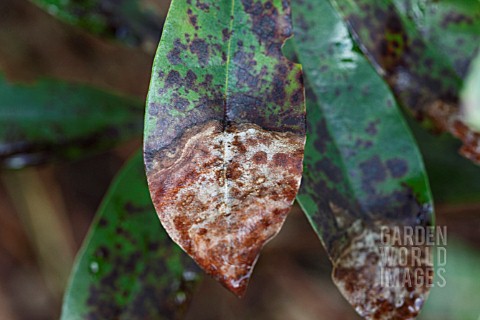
62;150;201;320
462;50;480;133
392;0;480;78
0;73;143;169
289;0;434;318
144;0;305;296
329;0;480;163
29;0;166;47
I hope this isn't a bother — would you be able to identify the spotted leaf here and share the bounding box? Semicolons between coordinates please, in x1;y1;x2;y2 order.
289;0;434;318
0;73;143;169
329;0;480;163
29;0;166;48
61;150;201;320
144;0;306;297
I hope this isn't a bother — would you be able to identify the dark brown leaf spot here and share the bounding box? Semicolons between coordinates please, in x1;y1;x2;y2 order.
386;158;408;178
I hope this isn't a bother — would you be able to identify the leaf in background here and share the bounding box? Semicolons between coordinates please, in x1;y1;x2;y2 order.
329;0;480;163
0;73;143;169
29;0;167;48
407;116;480;204
392;0;480;78
289;0;434;318
418;238;480;320
62;150;201;320
462;50;480;133
144;0;305;297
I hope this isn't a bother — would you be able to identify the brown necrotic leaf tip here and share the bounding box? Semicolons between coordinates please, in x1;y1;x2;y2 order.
144;0;305;297
332;221;433;320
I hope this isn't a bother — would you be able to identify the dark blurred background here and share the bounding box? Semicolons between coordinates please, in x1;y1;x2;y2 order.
0;1;479;319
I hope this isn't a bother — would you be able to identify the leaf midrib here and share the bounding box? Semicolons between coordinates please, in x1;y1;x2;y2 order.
222;0;236;217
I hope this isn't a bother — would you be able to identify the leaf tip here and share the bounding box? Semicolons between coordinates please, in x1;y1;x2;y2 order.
221;274;250;298
332;223;433;319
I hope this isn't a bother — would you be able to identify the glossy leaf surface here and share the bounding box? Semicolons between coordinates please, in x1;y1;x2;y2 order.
329;0;480;163
462;51;480;132
29;0;166;47
144;0;305;297
62;150;201;320
0;74;143;169
290;0;434;318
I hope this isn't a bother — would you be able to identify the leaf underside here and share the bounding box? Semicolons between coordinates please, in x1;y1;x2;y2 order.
144;0;305;297
329;0;480;164
0;73;143;169
289;0;434;318
61;151;201;320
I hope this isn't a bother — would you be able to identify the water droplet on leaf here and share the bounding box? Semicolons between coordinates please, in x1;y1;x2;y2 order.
89;261;100;274
414;297;423;311
395;297;404;308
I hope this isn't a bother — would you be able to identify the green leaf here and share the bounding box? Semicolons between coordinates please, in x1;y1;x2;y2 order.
29;0;166;47
289;0;434;318
462;50;480;133
329;0;480;163
144;0;305;297
0;73;143;169
408;116;480;204
61;150;201;320
392;0;480;78
419;238;480;320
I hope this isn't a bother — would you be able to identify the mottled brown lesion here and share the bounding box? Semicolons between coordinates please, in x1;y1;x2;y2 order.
332;221;433;320
146;120;304;297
